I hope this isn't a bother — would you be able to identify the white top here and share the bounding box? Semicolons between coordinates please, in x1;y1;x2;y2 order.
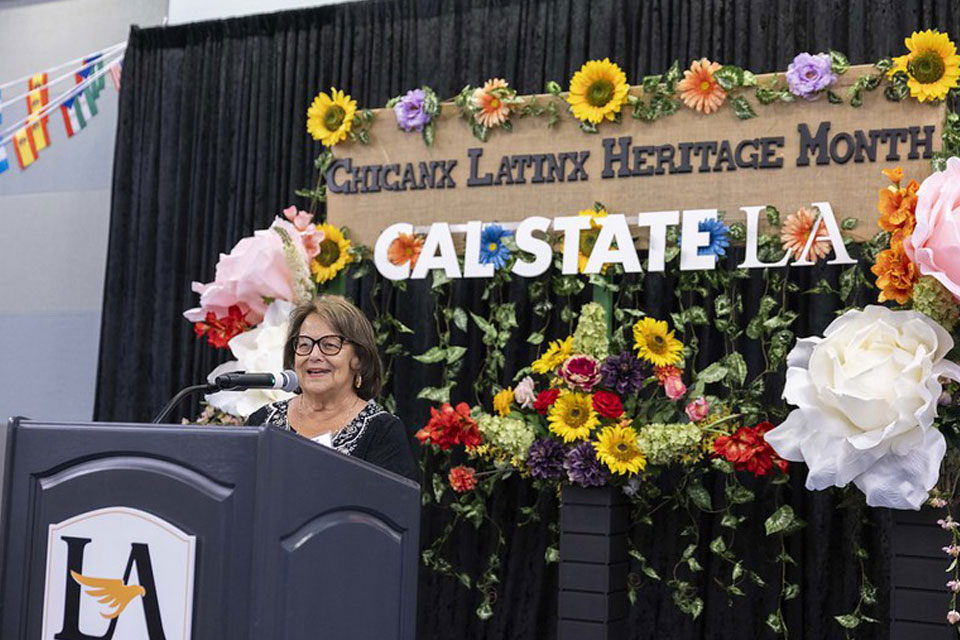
310;432;333;448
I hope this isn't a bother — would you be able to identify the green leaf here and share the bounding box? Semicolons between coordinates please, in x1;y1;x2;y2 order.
841;217;858;230
422;122;435;147
720;514;740;529
833;614;861;630
413;346;448;364
764;504;797;535
783;583;800;600
544;546;559;563
452;308;469;333
697;362;728;384
730;95;757;120
431;270;451;290
765;205;781;226
714;65;744;91
445;345;467;364
417;384;454;403
827;89;843;104
686;479;713;511
545;80;562;96
457;572;472;588
527;332;545;345
725;484;755;505
469;311;498;340
709;536;728;555
725;353;748;386
432;473;446;502
829;50;850;75
765;612;785;634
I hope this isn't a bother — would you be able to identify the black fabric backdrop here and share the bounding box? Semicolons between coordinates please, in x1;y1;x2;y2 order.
95;1;960;638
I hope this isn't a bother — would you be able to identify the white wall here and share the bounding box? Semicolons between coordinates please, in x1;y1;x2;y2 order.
167;0;350;25
0;0;168;423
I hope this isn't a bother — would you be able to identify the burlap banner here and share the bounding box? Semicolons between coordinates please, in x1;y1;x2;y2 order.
327;65;946;247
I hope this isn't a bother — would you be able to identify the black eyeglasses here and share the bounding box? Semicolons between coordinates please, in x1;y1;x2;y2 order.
292;334;350;357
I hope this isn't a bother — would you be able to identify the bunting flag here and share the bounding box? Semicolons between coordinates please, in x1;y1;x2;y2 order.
76;55;104;99
13;128;37;169
27;114;50;152
60;93;83;137
109;60;122;92
27;73;50;124
0;144;9;175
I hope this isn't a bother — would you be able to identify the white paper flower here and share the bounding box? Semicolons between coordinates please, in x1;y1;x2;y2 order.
765;306;960;509
204;300;297;418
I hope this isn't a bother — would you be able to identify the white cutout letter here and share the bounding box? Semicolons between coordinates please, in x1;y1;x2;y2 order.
737;206;790;269
411;223;462;279
553;215;594;275
584;214;642;274
680;209;719;271
513;216;553;277
637;211;679;272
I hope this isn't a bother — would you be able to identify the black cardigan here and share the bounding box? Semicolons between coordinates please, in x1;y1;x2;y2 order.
245;399;418;482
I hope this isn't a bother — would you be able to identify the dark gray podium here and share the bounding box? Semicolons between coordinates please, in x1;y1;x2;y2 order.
0;418;420;640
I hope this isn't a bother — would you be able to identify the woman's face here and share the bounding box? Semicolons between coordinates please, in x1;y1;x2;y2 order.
293;314;360;400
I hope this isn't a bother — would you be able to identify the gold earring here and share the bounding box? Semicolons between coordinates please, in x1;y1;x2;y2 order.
355;373;362;389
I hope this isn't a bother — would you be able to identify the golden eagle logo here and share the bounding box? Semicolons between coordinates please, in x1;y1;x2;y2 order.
70;570;147;619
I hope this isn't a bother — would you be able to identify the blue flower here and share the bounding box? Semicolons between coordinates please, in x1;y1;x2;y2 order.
479;224;513;269
698;218;730;257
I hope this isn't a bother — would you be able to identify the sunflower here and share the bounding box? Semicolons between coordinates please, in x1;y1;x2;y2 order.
889;30;960;102
311;223;353;283
567;59;630;124
531;335;574;374
677;58;727;114
388;232;424;267
577;207;609;273
633;318;684;367
548;391;599;442
594;424;646;475
307;88;357;147
781;206;831;262
493;387;514;417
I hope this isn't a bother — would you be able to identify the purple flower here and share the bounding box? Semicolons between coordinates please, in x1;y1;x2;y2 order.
786;53;837;100
526;438;566;480
600;352;646;396
393;88;431;132
564;442;610;487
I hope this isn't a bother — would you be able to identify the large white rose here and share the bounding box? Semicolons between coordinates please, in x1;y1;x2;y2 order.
204;300;297;418
765;305;960;510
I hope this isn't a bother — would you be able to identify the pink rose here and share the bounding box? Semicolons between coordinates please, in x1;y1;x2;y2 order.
664;375;686;400
559;355;601;391
904;157;960;300
685;396;709;422
948;610;960;625
283;206;314;232
184;218;310;325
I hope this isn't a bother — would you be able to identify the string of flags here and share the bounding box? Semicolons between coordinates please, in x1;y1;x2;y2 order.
0;43;125;175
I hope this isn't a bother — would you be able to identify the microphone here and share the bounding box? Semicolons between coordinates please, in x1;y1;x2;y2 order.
214;370;299;392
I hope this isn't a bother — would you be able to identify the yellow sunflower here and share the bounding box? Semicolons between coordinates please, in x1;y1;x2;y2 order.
531;335;574;374
888;30;960;102
594;424;646;475
493;387;514;417
548;391;599;442
307;88;358;146
311;223;353;283
632;317;684;367
577;208;610;273
567;58;630;124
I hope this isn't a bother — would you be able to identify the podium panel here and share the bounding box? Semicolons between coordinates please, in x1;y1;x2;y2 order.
0;418;420;640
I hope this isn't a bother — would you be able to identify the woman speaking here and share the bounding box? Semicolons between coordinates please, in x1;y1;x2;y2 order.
246;295;417;481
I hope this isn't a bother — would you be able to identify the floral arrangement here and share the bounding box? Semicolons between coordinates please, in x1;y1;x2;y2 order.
387;86;441;145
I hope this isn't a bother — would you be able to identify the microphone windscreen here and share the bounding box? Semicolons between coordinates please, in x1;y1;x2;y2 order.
280;370;300;392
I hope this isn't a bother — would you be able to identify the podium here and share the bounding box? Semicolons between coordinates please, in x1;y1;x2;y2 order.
0;418;420;640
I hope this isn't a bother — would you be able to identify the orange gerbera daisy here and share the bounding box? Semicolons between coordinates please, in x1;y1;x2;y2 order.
677;58;727;114
871;243;919;304
780;206;830;262
472;78;512;128
387;232;424;267
877;180;919;235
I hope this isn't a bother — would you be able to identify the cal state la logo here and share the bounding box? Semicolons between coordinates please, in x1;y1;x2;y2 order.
40;507;196;640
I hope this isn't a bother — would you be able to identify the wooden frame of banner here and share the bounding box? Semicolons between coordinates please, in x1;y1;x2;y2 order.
327;65;946;248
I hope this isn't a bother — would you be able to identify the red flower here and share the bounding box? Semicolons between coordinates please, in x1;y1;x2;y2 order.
712;421;789;477
193;305;253;349
448;466;478;493
592;390;624;419
415;402;482;451
533;388;561;416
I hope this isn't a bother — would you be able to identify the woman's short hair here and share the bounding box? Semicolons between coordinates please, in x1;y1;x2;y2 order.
283;295;383;400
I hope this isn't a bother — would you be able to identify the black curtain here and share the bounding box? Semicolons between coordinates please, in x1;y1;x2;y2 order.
96;1;960;638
